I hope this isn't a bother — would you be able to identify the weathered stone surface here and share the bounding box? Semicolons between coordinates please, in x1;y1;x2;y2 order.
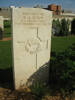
0;16;3;30
11;7;52;89
0;16;3;40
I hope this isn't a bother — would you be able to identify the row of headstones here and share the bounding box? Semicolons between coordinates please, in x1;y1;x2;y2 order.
0;16;3;40
1;6;52;90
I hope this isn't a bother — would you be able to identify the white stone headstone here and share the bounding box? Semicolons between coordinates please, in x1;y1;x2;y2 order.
11;7;52;90
0;16;4;30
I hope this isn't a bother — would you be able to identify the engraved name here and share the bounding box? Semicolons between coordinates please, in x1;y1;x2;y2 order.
14;12;50;25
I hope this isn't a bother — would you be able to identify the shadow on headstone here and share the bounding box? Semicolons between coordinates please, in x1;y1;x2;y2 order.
26;61;50;87
0;68;13;89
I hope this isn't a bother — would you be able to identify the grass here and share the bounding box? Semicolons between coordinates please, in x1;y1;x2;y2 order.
0;41;12;69
51;36;75;53
3;20;11;37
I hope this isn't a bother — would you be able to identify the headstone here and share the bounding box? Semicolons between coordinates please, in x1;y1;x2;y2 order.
11;7;52;90
0;16;3;40
0;16;3;29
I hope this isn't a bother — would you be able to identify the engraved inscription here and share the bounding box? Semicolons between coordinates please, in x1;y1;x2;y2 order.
15;12;50;26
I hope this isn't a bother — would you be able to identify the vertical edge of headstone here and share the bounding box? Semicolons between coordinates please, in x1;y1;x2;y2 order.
50;11;52;58
11;6;16;90
0;16;4;30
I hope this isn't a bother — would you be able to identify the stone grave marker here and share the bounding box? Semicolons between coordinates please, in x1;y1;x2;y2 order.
0;16;3;40
0;16;3;29
11;7;52;89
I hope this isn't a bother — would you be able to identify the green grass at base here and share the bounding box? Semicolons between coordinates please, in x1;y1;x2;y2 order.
51;36;75;53
0;41;12;69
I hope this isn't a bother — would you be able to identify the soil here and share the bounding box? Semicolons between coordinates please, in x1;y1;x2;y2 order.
0;87;75;100
0;87;36;100
0;37;11;41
